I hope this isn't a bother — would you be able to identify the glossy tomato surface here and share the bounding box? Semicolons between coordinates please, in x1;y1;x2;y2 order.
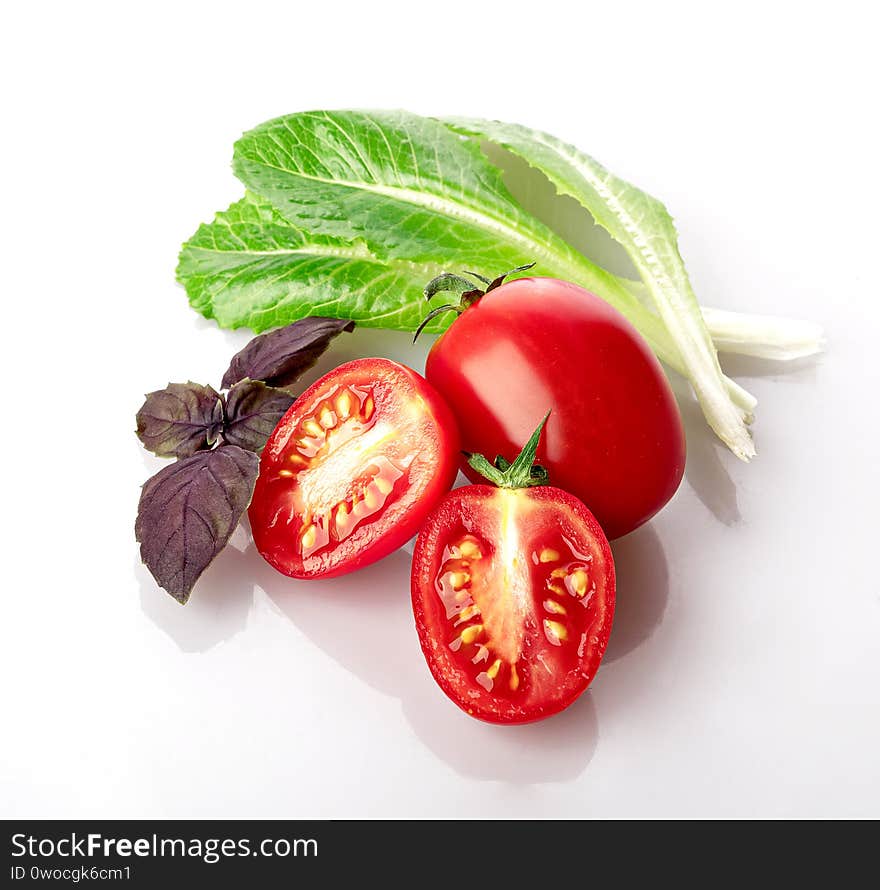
249;358;459;579
412;484;615;724
425;277;686;539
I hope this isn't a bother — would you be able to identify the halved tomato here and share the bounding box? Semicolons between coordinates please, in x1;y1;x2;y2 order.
411;484;615;724
249;358;459;579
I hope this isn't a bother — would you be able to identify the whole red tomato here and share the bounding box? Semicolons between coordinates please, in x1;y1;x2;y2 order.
249;358;459;579
424;276;685;538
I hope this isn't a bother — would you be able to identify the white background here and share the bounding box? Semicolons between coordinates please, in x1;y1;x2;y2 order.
2;1;878;819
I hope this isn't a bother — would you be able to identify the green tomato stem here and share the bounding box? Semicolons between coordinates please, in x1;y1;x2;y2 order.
465;411;552;489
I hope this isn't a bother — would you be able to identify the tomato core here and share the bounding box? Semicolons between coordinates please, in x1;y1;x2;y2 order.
273;382;405;558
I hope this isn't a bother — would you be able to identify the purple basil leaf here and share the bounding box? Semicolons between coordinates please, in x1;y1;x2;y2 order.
223;379;295;453
135;446;259;603
221;317;355;391
136;382;224;458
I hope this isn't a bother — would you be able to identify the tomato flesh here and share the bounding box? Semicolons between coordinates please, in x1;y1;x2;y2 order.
425;277;686;539
412;485;615;723
250;358;459;579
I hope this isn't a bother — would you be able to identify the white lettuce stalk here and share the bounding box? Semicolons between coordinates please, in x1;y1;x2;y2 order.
701;308;825;360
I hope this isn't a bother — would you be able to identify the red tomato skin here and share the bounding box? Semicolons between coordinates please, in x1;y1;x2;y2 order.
425;277;686;539
411;484;616;725
249;358;460;580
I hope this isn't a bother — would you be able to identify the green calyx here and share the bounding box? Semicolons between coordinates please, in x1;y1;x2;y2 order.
464;410;551;489
412;262;536;343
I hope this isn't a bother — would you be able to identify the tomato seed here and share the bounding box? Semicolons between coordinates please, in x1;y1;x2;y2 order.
458;538;482;559
335;390;353;419
543;619;567;645
300;524;317;550
449;571;470;590
460;625;483;644
569;569;589;597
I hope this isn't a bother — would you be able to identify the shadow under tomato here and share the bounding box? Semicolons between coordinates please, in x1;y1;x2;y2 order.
255;546;599;784
671;354;822;528
605;524;670;664
407;690;599;784
667;376;742;527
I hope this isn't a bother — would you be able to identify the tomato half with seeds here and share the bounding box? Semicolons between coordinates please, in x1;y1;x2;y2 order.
412;485;615;724
249;358;459;579
411;415;615;724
